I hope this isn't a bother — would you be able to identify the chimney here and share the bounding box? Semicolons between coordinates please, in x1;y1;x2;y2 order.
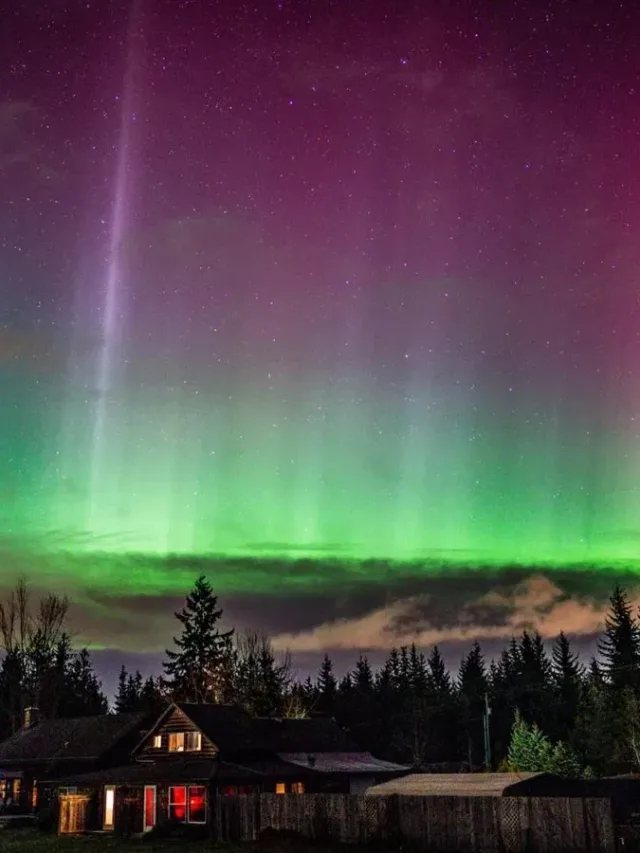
23;707;39;729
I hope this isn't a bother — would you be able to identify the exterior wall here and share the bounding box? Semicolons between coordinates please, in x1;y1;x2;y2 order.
349;776;374;795
136;707;217;761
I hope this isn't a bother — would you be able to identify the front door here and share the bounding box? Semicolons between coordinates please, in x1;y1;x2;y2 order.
143;785;157;832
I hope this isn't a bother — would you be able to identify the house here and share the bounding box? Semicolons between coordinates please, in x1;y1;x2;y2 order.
365;771;585;798
0;708;151;814
54;701;409;834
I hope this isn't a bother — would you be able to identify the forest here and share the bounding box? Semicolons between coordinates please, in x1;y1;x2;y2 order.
0;577;637;778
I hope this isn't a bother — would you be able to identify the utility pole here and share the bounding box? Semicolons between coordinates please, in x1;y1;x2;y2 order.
483;694;492;771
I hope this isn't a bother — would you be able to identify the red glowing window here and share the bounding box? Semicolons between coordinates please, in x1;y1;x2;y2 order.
168;786;186;822
188;786;206;823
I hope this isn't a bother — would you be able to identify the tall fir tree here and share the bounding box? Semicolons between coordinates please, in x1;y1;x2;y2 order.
458;641;488;768
61;649;108;717
597;586;640;692
163;575;234;703
551;632;583;739
316;654;337;715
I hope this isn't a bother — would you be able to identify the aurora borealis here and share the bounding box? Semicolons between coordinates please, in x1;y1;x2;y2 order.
2;0;640;679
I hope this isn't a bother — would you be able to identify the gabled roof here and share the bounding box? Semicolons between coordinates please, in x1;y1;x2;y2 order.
132;702;256;755
366;772;559;797
142;703;361;756
0;713;147;765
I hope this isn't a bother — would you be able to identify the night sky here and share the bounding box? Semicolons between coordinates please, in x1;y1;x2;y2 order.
2;0;640;695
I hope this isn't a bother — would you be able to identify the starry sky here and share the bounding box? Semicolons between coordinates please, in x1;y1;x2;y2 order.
2;0;640;693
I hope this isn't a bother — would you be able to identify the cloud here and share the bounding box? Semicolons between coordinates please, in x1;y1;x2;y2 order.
272;574;633;653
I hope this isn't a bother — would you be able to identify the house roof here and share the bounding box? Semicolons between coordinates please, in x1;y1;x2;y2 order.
51;758;265;787
253;718;360;753
0;713;147;765
365;772;558;797
278;752;409;775
172;703;360;754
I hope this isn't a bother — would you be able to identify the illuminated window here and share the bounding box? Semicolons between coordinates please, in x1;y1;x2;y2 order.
58;787;77;797
31;781;38;810
152;734;162;748
103;786;116;830
168;732;185;752
188;786;206;823
185;731;202;751
275;782;286;795
0;781;5;800
290;782;305;794
168;786;187;822
168;786;206;823
12;779;21;801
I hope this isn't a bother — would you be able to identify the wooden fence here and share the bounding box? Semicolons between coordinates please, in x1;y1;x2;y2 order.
213;793;615;852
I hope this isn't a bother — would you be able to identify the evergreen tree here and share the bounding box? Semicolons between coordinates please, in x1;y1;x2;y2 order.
353;656;374;693
316;654;337;715
163;575;234;703
139;675;165;714
507;711;554;772
233;631;291;717
551;632;583;739
427;646;452;697
547;740;585;779
458;641;487;768
115;666;130;713
516;630;554;728
408;644;428;694
573;666;616;775
61;649;108;717
597;586;640;692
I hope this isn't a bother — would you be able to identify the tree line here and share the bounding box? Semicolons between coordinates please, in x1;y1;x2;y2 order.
1;576;639;777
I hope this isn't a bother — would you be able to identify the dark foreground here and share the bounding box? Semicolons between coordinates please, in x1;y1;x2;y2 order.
0;829;374;853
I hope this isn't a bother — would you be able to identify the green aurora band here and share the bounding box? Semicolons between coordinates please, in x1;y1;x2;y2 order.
3;334;640;598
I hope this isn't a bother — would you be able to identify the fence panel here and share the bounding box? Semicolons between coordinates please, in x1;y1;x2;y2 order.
214;792;614;852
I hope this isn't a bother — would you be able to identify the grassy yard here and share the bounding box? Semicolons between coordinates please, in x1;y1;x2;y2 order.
0;831;238;853
0;829;371;853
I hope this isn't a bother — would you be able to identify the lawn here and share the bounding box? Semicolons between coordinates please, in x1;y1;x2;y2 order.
0;829;368;853
0;831;238;853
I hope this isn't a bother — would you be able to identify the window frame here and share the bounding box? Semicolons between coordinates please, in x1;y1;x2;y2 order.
187;785;207;824
168;785;187;822
168;785;207;824
143;785;157;832
103;785;116;831
58;786;78;798
168;732;185;752
185;731;202;752
152;734;162;749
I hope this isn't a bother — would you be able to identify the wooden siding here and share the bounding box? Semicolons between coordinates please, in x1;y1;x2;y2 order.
136;706;217;760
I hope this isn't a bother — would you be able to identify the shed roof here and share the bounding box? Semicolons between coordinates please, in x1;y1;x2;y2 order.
0;713;146;765
366;772;558;797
